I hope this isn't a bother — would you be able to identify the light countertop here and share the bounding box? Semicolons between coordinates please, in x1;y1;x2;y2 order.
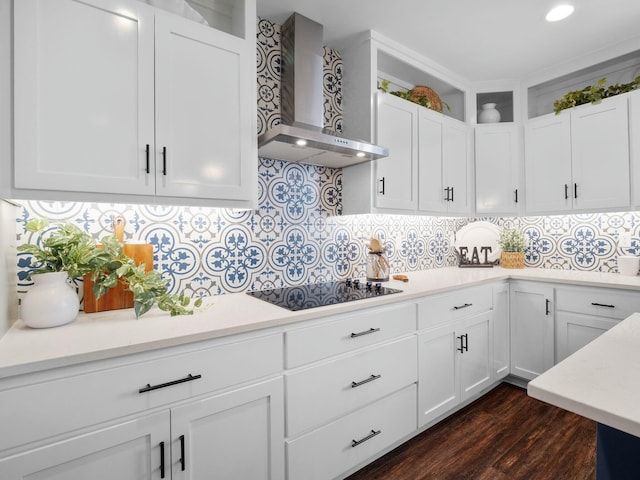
528;312;640;438
2;266;640;379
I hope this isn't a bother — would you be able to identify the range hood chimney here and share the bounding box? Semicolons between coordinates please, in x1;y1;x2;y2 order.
257;13;388;168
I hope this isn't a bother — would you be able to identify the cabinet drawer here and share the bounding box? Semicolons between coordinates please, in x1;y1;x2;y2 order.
418;285;493;330
555;286;640;319
0;334;282;452
286;302;416;368
287;384;417;480
286;336;417;437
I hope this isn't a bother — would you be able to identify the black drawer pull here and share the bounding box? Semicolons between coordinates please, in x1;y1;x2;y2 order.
591;302;615;308
162;146;167;175
351;430;382;447
145;144;150;174
546;299;550;316
159;441;165;479
179;434;186;471
352;429;381;447
139;374;202;393
350;327;381;338
453;303;472;310
351;374;381;388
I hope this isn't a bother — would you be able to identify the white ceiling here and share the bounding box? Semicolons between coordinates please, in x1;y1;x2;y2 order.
256;0;640;83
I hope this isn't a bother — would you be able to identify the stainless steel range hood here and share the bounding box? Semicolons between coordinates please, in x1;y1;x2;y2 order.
257;13;388;168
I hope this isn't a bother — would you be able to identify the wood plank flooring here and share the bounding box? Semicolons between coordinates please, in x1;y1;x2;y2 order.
346;383;596;480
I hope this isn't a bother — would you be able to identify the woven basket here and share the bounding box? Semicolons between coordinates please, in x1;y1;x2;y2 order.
410;85;444;112
501;251;525;269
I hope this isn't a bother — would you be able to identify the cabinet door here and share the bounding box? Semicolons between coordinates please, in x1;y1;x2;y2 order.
510;282;555;380
374;93;418;210
0;411;169;480
171;377;284;480
459;311;492;402
417;108;445;212
155;13;255;202
524;113;572;213
571;95;630;211
492;283;510;380
556;311;619;362
444;119;472;215
417;323;459;427
14;0;155;196
475;125;520;215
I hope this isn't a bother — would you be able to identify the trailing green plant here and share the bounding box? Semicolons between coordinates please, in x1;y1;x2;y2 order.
553;76;640;114
18;219;202;318
498;228;527;253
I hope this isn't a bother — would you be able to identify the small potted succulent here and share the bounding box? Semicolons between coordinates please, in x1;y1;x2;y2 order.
18;219;201;328
498;228;527;269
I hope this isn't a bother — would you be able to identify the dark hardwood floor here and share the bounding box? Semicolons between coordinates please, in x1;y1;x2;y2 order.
346;383;596;480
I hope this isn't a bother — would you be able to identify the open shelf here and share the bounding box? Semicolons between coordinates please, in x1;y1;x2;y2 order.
476;91;514;123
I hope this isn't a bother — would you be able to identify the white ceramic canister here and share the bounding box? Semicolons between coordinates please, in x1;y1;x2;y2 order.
478;103;501;123
21;272;80;328
617;255;640;276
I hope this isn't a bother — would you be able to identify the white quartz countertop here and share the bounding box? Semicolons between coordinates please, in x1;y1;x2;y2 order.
528;312;640;438
2;266;640;379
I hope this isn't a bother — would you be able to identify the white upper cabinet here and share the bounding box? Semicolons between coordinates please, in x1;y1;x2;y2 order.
418;109;472;215
631;90;640;207
373;93;418;211
525;94;631;214
12;0;256;208
475;124;521;215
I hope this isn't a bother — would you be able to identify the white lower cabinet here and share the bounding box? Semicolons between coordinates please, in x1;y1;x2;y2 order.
286;385;417;480
418;311;492;427
0;411;170;480
492;283;510;380
510;281;555;380
0;333;285;480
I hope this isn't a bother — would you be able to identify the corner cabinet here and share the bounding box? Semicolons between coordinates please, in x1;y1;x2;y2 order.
524;94;631;214
475;124;522;215
12;0;256;208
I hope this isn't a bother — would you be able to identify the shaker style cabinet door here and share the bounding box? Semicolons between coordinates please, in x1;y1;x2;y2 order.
475;125;521;215
571;94;630;211
14;0;155;195
524;113;572;214
374;93;419;211
154;13;255;202
170;377;284;480
443;117;472;215
0;411;170;480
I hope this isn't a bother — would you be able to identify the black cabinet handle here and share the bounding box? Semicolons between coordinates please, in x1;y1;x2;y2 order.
451;186;454;203
457;334;465;353
145;144;150;174
515;189;518;203
352;429;381;448
591;302;615;308
378;177;385;195
162;146;167;175
159;441;165;479
574;183;578;199
139;374;202;393
453;303;472;310
179;435;186;471
350;327;381;338
545;299;550;315
463;333;469;352
351;374;381;388
564;184;569;200
444;187;450;201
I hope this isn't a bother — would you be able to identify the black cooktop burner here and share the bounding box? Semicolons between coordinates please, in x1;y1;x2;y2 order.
246;279;403;311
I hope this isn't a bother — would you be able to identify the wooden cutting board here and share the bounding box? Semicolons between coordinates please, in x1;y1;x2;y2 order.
83;217;154;313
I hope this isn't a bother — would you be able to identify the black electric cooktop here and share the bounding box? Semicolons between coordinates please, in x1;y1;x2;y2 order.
246;279;403;311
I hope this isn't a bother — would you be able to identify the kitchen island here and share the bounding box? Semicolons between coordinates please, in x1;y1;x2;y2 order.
528;312;640;479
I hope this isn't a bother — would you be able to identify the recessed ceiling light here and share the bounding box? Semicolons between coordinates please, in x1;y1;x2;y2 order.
546;4;574;22
356;152;366;157
296;139;307;146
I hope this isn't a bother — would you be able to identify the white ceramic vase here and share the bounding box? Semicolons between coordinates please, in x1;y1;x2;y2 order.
22;272;80;328
478;103;501;123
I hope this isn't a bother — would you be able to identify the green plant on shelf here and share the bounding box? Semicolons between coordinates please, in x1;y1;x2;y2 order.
498;228;527;253
553;76;640;114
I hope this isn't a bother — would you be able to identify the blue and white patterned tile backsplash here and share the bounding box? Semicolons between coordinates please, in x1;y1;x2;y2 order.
11;16;640;304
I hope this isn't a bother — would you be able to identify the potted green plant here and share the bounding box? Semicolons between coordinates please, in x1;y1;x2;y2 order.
18;219;201;327
498;228;527;269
